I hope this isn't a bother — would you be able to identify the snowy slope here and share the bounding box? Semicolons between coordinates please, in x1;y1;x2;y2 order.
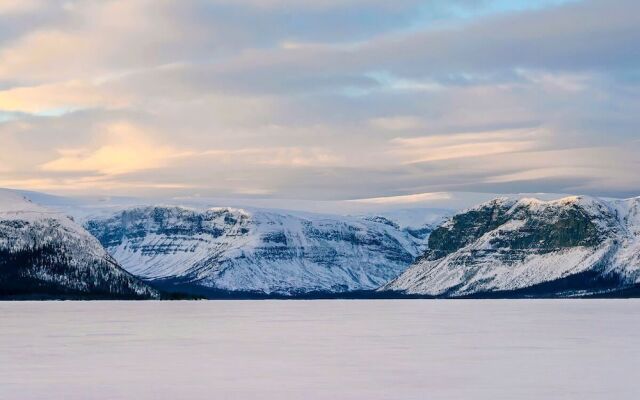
383;196;640;297
0;190;159;299
85;206;428;295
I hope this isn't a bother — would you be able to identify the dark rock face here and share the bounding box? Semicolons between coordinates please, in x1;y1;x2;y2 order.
85;207;245;248
488;206;603;251
427;198;607;260
427;199;514;258
362;216;400;229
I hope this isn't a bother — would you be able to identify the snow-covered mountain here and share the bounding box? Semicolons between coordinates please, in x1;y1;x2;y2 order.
0;190;159;299
8;187;639;299
383;196;640;297
85;206;429;295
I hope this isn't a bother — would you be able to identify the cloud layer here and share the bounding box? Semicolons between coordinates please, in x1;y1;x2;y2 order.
0;0;639;199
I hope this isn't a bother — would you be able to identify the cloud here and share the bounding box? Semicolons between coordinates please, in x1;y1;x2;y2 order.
349;192;452;204
0;176;196;193
41;122;188;175
0;0;43;15
0;0;639;199
0;81;127;113
484;167;604;184
369;116;425;131
391;128;546;163
0;29;95;82
200;147;341;167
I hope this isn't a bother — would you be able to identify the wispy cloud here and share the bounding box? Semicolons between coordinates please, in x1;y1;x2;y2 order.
0;81;127;113
350;192;452;204
390;128;546;164
41;122;188;175
0;0;42;15
200;147;341;167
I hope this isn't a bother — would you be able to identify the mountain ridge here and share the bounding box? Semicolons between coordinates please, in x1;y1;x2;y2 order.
85;205;431;295
2;188;639;299
382;195;640;297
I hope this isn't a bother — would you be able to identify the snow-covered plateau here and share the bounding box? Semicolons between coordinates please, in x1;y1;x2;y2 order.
84;206;431;295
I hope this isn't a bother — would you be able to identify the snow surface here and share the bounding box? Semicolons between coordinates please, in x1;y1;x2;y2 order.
1;300;638;400
0;189;63;220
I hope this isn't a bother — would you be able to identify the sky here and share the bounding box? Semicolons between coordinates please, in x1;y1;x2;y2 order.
0;0;639;203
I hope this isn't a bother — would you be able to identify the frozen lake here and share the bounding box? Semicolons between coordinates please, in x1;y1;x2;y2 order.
1;300;639;400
